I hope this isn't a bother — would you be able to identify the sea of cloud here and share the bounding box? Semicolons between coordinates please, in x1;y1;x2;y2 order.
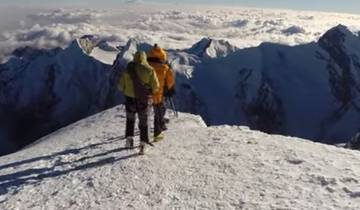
0;4;360;62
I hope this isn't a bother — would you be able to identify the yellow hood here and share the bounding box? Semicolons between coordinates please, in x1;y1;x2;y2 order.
133;51;148;64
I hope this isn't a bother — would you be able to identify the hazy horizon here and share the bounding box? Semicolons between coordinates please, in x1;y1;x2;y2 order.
1;0;360;15
0;0;359;62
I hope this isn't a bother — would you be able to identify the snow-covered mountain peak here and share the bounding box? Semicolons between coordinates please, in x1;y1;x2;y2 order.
73;35;120;65
0;106;359;209
187;37;212;55
318;24;359;50
317;24;360;108
187;37;238;58
326;24;355;38
113;38;153;70
112;38;139;70
76;35;102;55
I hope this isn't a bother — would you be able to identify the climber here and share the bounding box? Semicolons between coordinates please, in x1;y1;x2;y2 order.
147;44;175;141
118;51;160;155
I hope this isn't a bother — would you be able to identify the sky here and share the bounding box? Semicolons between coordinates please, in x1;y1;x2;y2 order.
1;0;360;14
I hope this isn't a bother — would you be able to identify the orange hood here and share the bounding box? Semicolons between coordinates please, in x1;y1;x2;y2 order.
147;45;167;63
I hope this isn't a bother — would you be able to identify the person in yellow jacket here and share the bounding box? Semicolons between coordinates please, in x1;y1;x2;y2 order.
118;51;160;154
147;44;175;141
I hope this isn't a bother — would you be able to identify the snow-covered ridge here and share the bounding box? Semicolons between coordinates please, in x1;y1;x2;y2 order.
0;106;359;210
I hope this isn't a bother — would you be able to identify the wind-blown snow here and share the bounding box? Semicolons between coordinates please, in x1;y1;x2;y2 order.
1;4;360;62
0;106;359;209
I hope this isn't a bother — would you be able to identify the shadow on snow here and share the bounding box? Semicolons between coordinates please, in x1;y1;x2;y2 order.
0;135;140;198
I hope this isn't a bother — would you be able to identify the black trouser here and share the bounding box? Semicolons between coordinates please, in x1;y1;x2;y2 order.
125;97;150;143
161;101;167;121
153;102;166;137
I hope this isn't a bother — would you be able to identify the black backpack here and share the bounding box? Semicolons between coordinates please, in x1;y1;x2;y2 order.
127;62;152;103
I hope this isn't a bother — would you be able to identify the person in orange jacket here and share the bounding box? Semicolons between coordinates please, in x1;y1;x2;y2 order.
147;44;175;141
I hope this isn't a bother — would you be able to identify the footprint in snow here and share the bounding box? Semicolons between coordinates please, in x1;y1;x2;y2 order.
310;175;337;186
340;177;359;184
343;187;360;198
286;158;304;165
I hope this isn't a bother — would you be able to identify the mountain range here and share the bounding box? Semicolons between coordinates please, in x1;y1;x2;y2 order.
1;24;360;156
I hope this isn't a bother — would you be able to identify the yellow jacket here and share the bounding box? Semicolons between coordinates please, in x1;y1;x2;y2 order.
147;46;175;104
118;51;160;99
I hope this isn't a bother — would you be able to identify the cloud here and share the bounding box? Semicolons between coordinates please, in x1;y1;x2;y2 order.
0;9;118;61
27;9;103;25
282;26;306;35
226;19;249;28
1;5;360;62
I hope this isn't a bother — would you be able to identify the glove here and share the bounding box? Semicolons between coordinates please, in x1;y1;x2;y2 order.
164;87;176;97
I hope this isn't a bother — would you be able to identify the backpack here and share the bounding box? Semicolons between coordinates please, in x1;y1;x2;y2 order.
127;62;152;103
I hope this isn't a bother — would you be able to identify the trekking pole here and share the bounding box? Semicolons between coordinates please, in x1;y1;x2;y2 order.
165;96;175;117
168;97;178;118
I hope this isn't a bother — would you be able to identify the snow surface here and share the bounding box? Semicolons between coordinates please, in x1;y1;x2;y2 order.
0;106;360;210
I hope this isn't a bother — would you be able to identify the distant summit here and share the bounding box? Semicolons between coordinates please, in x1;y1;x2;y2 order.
319;24;355;44
187;38;238;58
77;35;101;54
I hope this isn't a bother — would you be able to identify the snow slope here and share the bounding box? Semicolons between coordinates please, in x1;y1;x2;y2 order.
0;106;359;210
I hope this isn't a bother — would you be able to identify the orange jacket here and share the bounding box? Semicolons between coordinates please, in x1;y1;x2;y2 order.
147;45;175;104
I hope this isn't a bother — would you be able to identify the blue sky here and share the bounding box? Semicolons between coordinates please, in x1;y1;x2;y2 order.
2;0;360;14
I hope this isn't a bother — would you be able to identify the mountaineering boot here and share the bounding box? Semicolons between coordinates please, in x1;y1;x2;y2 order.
125;136;134;149
153;132;164;142
139;141;147;155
